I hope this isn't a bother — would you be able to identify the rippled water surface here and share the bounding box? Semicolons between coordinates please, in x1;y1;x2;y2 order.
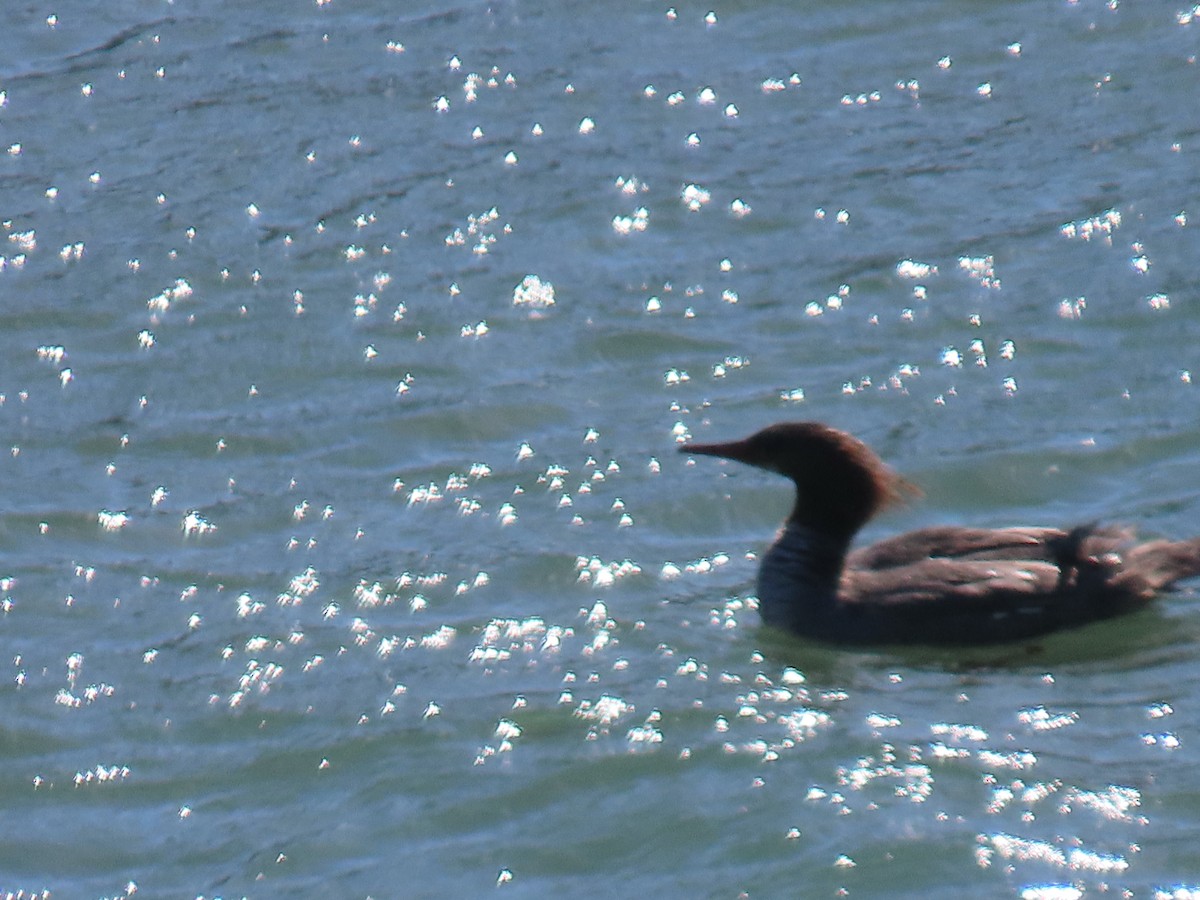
3;1;1200;897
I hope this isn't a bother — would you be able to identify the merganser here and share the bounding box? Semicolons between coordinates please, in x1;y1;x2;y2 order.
684;421;1200;644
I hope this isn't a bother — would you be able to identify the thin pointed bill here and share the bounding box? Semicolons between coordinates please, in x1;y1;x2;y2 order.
680;438;755;463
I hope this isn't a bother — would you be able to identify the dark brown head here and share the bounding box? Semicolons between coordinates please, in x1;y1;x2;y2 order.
682;421;915;540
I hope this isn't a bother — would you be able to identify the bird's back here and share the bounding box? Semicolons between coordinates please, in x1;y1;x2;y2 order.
827;525;1200;645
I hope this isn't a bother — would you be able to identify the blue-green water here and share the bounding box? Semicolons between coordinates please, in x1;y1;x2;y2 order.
2;1;1200;896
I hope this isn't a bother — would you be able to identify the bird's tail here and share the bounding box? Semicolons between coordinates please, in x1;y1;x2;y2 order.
1124;537;1200;591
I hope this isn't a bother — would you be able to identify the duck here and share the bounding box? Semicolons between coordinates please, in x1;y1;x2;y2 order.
683;421;1200;644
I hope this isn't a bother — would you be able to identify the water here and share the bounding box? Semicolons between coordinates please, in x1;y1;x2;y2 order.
2;0;1200;896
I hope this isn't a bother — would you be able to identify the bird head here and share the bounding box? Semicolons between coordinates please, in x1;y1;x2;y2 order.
683;422;917;539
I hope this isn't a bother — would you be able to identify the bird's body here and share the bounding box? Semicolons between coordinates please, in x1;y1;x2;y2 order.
684;422;1200;645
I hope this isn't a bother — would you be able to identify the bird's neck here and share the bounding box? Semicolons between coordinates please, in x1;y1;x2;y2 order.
756;521;850;629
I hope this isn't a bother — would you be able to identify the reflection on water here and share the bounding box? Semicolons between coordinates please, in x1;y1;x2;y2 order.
2;0;1200;896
